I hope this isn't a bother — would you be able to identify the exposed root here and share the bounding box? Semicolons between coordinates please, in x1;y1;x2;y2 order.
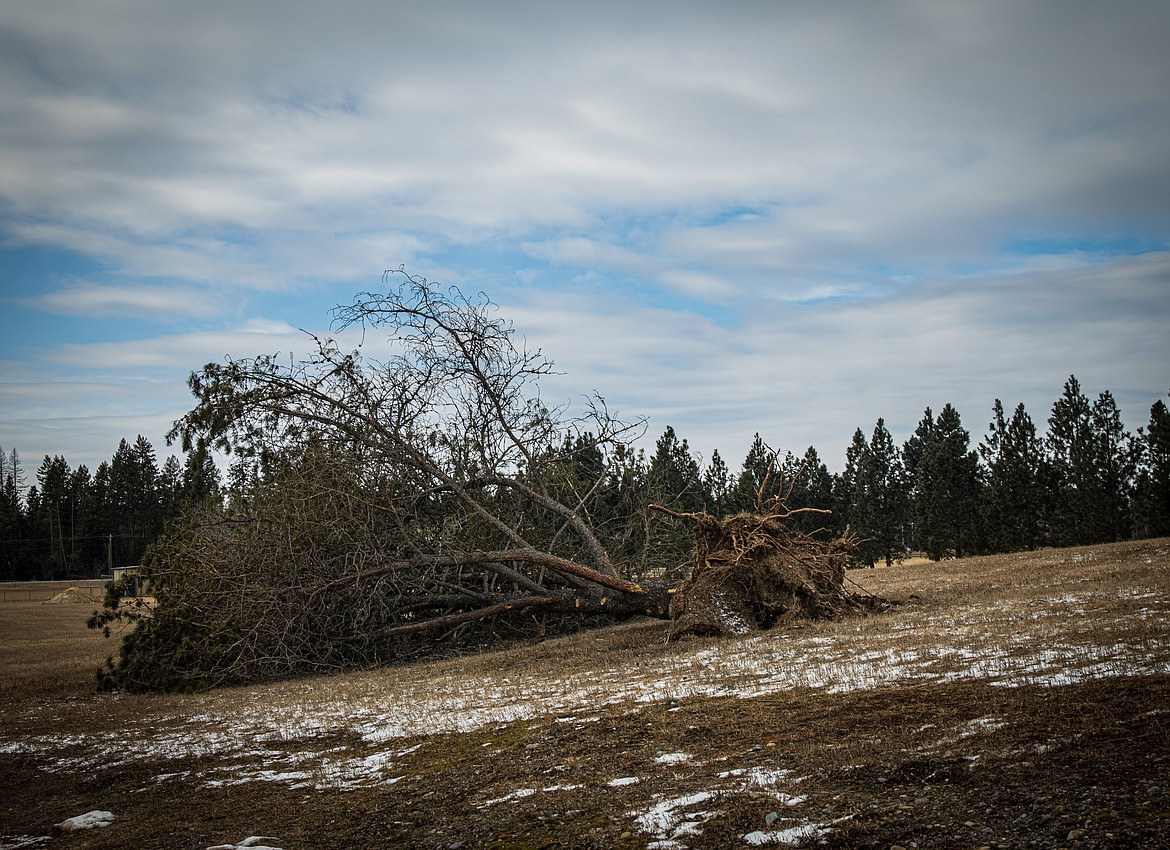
651;506;885;639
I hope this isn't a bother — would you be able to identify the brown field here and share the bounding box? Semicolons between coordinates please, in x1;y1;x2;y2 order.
1;539;1168;849
0;581;105;604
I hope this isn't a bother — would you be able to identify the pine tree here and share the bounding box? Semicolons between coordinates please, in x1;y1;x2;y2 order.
647;426;705;512
702;449;734;516
645;426;705;571
33;455;73;578
1134;394;1170;537
1046;376;1093;546
89;461;115;571
914;404;980;559
1046;377;1138;545
1086;391;1138;542
0;447;28;580
596;441;652;574
181;443;222;505
787;446;836;535
842;421;908;566
109;436;162;565
734;433;783;511
901;407;934;551
865;419;909;565
67;464;106;576
979;400;1045;552
902;407;934;486
836;428;869;535
158;455;185;524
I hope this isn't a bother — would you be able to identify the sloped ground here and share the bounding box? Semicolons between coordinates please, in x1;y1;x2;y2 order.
1;539;1168;849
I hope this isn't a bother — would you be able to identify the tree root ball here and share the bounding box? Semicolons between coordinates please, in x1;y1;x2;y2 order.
661;510;884;639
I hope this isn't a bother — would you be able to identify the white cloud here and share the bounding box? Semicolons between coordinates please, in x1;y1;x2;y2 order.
236;318;300;336
29;282;223;319
4;2;1164;265
505;252;1170;468
41;324;320;372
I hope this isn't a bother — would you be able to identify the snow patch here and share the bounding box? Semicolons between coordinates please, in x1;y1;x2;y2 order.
633;791;718;846
478;784;582;808
743;818;846;846
206;838;283;850
53;811;114;833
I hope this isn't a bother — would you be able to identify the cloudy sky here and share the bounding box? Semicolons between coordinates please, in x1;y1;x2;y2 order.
2;1;1168;477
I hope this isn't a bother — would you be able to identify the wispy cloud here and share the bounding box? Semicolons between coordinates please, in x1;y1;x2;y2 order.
507;252;1170;466
29;282;223;319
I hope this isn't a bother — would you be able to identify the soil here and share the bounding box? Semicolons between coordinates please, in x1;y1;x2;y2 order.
1;539;1168;849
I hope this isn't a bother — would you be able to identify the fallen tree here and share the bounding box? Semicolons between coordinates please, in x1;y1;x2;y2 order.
89;271;869;691
91;271;676;690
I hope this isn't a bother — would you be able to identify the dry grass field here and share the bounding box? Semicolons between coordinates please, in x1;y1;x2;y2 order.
1;539;1168;849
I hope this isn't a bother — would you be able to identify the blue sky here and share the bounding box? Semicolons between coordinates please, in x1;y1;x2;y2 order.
2;0;1168;476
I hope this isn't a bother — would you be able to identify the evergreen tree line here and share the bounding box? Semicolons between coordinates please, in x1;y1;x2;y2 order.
597;375;1169;569
836;375;1169;564
2;374;1167;581
0;437;220;581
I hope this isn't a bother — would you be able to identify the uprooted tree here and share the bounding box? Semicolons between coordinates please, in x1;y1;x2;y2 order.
90;270;872;691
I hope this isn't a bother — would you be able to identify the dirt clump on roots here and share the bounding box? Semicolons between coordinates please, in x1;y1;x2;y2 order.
656;507;884;639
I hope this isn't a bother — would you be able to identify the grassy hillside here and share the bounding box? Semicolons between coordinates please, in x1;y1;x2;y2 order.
2;539;1168;848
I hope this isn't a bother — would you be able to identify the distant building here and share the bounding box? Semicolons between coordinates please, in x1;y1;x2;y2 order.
112;566;146;596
